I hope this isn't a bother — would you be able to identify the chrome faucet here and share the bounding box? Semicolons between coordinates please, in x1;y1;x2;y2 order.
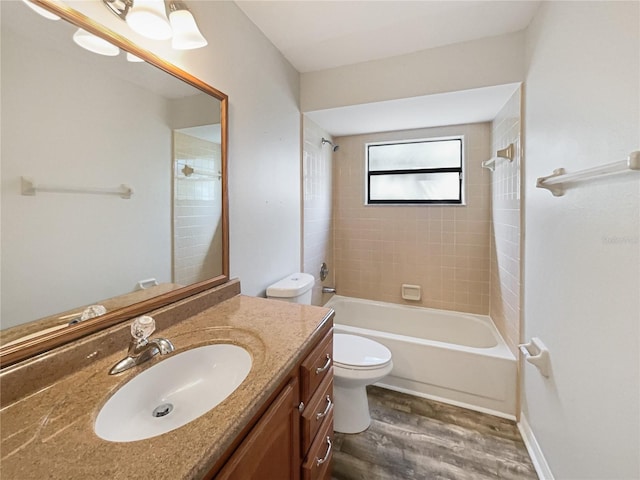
109;316;174;375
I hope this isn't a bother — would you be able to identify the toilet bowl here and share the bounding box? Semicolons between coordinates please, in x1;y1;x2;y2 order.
333;333;393;434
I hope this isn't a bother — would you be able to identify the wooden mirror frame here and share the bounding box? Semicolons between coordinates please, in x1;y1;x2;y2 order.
0;0;229;368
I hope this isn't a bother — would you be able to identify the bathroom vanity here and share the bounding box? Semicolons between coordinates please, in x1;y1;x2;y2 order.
214;326;334;480
0;280;335;480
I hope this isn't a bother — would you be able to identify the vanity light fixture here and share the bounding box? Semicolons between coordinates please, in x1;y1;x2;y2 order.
169;1;208;50
21;0;206;59
21;0;60;21
126;0;173;40
73;28;121;56
20;1;122;57
102;0;208;50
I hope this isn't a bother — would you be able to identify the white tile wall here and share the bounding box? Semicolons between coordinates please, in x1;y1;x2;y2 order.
302;117;334;305
490;88;522;355
173;132;223;286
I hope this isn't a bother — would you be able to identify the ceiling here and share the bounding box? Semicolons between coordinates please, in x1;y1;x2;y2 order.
235;1;540;136
235;1;541;74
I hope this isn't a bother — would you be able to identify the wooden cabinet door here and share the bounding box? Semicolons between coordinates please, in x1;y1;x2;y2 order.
216;378;300;480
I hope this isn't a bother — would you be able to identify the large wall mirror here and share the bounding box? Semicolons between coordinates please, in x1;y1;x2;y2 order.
0;0;229;366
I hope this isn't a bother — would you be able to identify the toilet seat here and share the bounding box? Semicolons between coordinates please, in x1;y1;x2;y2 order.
334;333;392;370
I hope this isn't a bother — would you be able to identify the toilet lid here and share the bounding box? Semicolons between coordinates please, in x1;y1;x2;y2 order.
334;334;392;369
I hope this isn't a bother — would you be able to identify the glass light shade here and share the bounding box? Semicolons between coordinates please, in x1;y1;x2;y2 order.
126;52;145;62
169;9;208;50
21;0;60;20
126;0;172;40
73;29;120;56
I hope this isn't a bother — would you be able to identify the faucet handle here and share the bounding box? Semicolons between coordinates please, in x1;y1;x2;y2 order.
131;315;156;341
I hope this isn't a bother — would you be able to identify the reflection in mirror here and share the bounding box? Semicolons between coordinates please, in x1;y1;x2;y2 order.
0;0;228;365
173;124;224;285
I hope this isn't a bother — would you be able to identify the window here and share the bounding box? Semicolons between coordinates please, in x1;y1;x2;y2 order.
366;137;463;205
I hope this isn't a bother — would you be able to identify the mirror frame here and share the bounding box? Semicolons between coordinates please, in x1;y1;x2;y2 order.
0;0;229;368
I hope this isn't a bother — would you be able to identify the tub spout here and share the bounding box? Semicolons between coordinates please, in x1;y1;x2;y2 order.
322;287;336;294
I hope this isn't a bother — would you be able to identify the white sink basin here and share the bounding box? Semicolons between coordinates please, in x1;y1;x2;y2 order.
95;344;252;442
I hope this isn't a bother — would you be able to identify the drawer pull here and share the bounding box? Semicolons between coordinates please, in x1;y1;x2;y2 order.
315;395;332;421
315;436;332;467
315;354;331;375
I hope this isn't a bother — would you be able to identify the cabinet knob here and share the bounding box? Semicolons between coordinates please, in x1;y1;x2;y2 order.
298;401;305;413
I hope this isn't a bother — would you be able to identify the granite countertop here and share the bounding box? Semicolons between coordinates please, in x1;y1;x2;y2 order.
0;294;333;479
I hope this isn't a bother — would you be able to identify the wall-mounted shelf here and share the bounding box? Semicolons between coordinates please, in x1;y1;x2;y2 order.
21;177;133;199
536;151;640;196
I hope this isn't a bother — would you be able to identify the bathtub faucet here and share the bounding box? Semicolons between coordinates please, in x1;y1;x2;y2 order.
322;287;336;294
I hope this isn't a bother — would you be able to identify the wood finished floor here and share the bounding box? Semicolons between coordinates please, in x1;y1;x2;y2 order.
331;386;538;480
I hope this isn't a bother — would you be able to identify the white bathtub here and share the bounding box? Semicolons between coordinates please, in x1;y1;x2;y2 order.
325;295;517;418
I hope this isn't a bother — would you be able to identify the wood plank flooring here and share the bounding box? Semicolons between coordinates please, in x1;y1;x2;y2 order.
332;386;538;480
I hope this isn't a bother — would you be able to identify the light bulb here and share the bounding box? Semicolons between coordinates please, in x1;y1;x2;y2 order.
169;9;207;50
21;0;60;20
73;29;120;56
126;52;145;62
126;0;172;40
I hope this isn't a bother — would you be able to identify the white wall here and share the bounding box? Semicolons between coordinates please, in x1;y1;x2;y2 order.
169;93;221;130
1;25;171;327
523;2;639;478
63;1;302;297
301;31;525;112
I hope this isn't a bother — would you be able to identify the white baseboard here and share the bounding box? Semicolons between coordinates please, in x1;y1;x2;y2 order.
518;412;554;480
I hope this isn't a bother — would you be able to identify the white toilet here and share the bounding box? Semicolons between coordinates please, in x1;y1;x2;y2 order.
266;273;315;304
333;333;393;434
266;275;392;434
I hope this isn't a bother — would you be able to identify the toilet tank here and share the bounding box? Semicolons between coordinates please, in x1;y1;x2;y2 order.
266;273;315;304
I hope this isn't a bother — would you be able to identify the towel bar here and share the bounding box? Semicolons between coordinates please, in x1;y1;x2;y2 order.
536;151;639;196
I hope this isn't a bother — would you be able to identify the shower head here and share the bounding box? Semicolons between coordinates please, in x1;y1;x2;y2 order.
321;137;339;152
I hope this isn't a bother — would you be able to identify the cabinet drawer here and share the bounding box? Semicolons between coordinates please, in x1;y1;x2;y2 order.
301;370;333;454
302;409;334;480
300;329;333;405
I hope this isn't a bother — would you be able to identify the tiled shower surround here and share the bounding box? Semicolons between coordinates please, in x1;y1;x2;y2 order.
333;123;492;314
302;118;334;305
489;89;522;355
